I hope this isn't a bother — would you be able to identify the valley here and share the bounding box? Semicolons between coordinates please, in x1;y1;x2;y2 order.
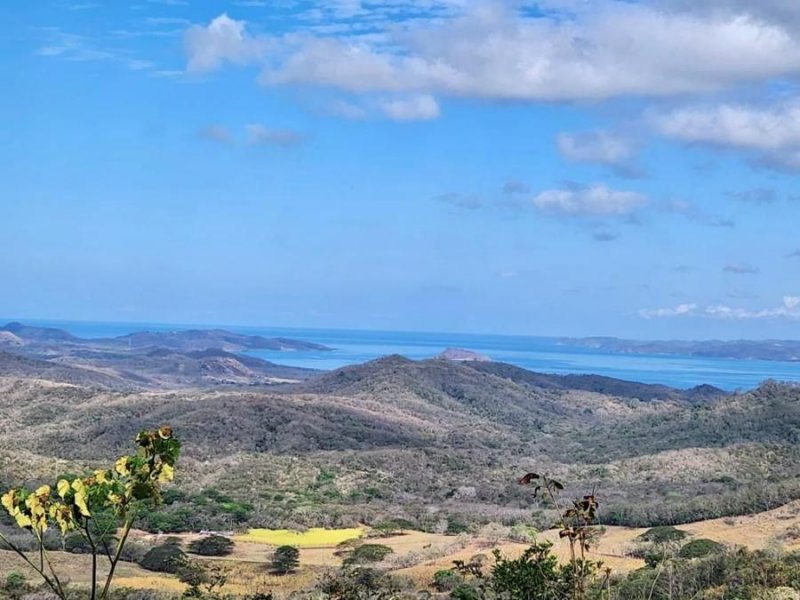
1;323;800;597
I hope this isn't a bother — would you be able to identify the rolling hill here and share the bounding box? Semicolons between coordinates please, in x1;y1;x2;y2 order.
1;355;799;534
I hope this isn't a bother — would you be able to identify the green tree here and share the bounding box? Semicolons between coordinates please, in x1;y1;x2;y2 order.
271;545;300;575
343;543;394;566
678;538;725;559
139;543;187;573
0;427;180;600
638;526;688;544
188;534;234;556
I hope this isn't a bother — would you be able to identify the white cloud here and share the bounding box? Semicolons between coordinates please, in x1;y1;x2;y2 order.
532;184;647;217
652;99;800;171
639;303;698;318
260;3;800;101
556;130;640;176
640;296;800;320
379;95;440;121
184;14;270;73
184;4;800;106
705;296;800;319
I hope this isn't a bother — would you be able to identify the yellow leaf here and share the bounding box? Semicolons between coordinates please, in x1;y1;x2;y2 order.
1;490;16;513
57;479;71;499
115;457;131;477
34;485;51;499
158;463;174;483
14;512;31;528
72;479;91;518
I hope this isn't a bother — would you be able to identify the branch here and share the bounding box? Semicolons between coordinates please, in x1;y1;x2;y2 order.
99;515;134;600
0;529;62;598
84;520;98;600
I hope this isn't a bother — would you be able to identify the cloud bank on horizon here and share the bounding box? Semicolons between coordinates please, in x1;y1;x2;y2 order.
4;0;800;337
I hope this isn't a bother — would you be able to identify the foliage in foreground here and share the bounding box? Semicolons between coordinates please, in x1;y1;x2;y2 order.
0;427;180;600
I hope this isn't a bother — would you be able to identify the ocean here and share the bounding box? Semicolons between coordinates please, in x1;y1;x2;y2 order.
7;318;800;391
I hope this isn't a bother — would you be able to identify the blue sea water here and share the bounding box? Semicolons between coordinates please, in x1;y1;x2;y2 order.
5;318;800;391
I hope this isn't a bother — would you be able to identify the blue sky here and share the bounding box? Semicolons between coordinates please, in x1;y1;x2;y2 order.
3;0;800;339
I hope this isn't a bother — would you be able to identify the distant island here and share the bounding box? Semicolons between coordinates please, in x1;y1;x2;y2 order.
558;336;800;362
0;322;333;353
437;347;491;362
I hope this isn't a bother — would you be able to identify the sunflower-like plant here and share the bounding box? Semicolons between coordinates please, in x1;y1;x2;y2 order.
0;427;180;600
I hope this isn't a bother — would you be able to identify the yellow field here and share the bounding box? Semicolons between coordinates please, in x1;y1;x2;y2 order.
234;527;365;547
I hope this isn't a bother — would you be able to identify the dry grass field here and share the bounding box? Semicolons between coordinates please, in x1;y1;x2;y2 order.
3;501;800;596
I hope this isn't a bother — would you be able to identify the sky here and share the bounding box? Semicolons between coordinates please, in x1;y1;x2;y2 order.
3;0;800;339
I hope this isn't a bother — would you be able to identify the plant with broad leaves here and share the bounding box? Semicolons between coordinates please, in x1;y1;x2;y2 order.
0;427;180;600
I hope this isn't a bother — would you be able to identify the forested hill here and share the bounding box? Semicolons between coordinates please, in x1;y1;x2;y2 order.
2;355;800;531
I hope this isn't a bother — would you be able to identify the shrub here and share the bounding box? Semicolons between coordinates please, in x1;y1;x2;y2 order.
343;543;394;565
638;526;689;544
317;567;403;600
432;569;462;592
176;561;228;597
271;545;300;575
119;540;151;564
188;534;234;557
139;544;187;574
678;538;725;559
446;519;470;535
4;571;25;591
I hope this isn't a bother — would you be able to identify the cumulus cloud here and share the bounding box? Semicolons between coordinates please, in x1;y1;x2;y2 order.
640;296;800;320
185;14;270;73
378;95;440;121
532;184;647;217
185;3;800;106
556;130;642;177
652;99;800;171
245;124;305;146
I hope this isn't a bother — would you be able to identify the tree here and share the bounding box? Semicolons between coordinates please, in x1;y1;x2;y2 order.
139;543;187;573
638;526;689;544
0;427;180;600
188;534;235;556
342;543;394;566
271;545;300;575
177;560;228;597
678;538;725;559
